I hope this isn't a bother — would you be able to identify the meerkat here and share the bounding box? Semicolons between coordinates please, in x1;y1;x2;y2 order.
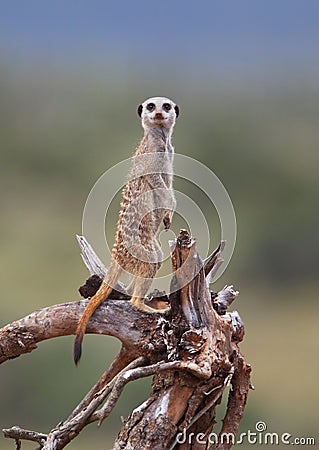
74;96;179;364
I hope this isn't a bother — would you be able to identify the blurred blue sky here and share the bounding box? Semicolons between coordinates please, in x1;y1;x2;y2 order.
1;0;318;78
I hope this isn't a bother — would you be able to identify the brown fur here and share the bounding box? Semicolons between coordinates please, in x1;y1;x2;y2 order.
74;97;178;364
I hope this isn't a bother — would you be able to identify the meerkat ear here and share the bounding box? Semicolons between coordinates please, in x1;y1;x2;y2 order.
137;104;143;117
174;105;180;118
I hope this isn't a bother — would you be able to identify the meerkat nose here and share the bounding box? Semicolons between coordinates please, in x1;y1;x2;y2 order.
155;112;164;119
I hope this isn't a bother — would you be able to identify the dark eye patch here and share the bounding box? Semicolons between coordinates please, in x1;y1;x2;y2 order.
163;103;172;112
146;103;156;112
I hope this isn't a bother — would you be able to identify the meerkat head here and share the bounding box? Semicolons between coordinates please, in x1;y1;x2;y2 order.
137;97;179;131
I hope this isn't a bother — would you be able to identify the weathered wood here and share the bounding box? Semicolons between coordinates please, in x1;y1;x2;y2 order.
112;231;247;450
76;235;128;294
1;231;251;450
3;426;47;446
0;300;164;364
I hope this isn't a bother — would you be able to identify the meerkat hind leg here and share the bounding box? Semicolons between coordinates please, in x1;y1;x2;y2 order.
125;278;135;296
130;296;169;313
130;277;168;313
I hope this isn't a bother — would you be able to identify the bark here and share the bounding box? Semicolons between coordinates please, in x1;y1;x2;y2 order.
1;231;251;450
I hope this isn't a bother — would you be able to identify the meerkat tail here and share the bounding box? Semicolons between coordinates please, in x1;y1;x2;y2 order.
73;263;121;365
73;283;113;365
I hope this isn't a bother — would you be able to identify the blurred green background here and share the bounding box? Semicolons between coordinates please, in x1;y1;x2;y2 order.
1;1;318;448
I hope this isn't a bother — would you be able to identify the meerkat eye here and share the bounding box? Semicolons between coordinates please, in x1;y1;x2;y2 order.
146;103;156;112
162;103;172;112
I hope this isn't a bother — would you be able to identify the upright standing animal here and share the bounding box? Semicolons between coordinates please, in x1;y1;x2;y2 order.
74;96;179;364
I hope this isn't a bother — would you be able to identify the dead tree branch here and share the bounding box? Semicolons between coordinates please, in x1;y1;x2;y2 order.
1;231;251;450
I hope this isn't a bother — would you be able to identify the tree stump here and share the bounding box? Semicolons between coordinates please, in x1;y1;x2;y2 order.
1;230;251;449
